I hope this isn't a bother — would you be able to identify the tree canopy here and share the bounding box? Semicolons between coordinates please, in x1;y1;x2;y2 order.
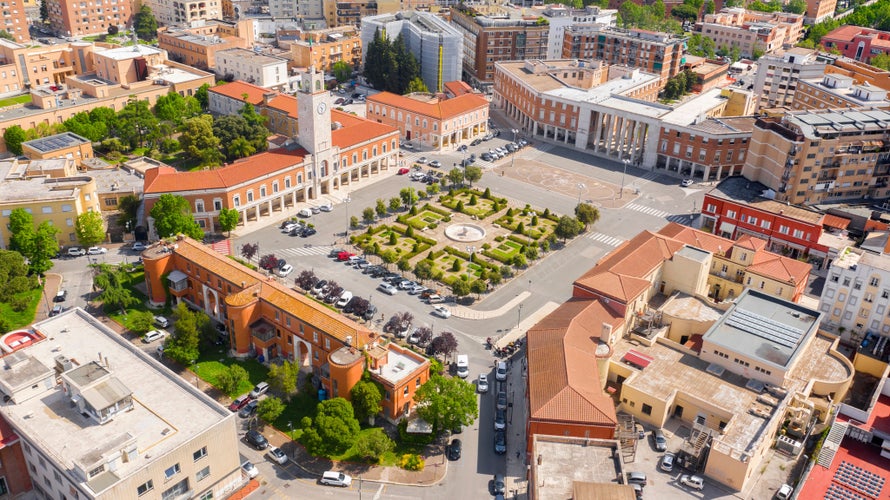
364;29;424;93
75;211;106;248
414;374;479;432
350;375;383;423
134;5;159;41
94;264;139;315
179;115;223;167
8;209;58;275
149;194;204;240
165;302;204;364
218;208;239;236
300;398;361;456
3;125;25;155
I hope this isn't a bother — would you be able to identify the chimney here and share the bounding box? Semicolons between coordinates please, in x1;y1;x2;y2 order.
601;322;613;344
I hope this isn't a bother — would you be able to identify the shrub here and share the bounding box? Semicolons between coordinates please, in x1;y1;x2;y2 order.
516;222;525;234
451;259;461;272
400;453;425;471
531;215;539;226
389;233;398;245
483;187;492;198
9;295;29;312
482;243;491;250
494;235;505;242
456;201;464;212
469;194;478;205
428;223;438;230
506;208;514;217
442;216;451;222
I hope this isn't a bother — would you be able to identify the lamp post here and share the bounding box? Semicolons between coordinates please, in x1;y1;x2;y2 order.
510;128;519;169
620;158;629;199
517;303;523;331
577;183;586;206
344;196;351;240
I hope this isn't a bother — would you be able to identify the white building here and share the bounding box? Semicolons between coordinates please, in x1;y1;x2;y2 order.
269;0;324;22
215;48;289;89
144;0;222;27
820;247;890;345
751;47;827;110
540;4;617;60
0;308;243;499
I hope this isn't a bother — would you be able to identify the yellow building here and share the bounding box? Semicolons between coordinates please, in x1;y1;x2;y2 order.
21;132;94;166
289;28;362;73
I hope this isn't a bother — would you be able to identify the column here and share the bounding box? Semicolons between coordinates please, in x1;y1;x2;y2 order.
604;114;615;155
593;112;603;152
616;117;629;156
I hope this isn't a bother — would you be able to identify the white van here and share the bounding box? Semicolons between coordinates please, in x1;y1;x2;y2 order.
298;208;312;217
496;361;507;381
320;470;352;487
456;355;469;378
249;382;270;398
336;291;353;308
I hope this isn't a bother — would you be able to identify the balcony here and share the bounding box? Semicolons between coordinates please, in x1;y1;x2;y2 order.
250;319;276;343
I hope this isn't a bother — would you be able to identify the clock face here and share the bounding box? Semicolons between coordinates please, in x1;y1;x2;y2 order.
317;102;327;115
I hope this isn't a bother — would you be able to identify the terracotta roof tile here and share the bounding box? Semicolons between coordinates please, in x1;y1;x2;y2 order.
821;214;851;230
444;81;473;97
143;149;307;194
331;109;399;149
527;299;621;426
168;238;373;345
746;252;811;283
266;94;298;119
209;80;268;105
366;91;489;120
734;234;767;252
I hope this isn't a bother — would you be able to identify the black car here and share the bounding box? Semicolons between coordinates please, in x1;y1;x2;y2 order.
481;153;493;162
239;399;259;418
363;265;381;275
457;144;468;152
289;226;303;236
54;289;67;302
342;296;359;314
494;430;507;455
448;439;462;460
300;227;317;237
370;267;387;278
471;138;482;146
277;259;287;269
246;430;269;450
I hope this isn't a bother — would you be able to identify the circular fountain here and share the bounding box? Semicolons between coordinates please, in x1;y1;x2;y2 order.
444;223;486;242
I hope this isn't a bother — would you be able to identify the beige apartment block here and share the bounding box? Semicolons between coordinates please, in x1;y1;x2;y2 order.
46;0;133;38
145;0;222;26
805;0;836;24
0;309;243;499
0;39;96;95
819;248;890;345
288;27;361;74
752;47;827;111
157;19;254;70
0;0;29;43
697;8;804;58
743;109;890;205
215;48;289;89
561;24;686;80
791;74;890;111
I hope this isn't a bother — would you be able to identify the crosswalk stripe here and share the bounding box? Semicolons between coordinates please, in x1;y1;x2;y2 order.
279;246;331;257
626;203;671;218
586;232;625;247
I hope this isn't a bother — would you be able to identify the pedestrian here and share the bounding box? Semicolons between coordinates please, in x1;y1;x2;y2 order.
515;451;520;459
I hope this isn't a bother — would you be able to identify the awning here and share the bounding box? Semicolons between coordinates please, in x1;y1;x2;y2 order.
719;221;736;235
821;214;850;230
622;350;654;369
167;270;188;283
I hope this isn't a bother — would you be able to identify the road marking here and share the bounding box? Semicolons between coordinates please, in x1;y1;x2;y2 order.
585;232;625;247
666;214;698;226
278;246;332;257
372;483;386;500
626;203;671;218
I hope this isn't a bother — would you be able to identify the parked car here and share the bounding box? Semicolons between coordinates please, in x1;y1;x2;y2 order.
87;246;107;255
401;142;414;150
311;280;329;295
132;242;147;251
679;474;704;491
153;315;169;328
239;399;259;418
328;248;345;258
319;203;333;212
142;329;165;343
496;390;508;410
336;291;353;308
471;138;482;146
54;289;67;302
494;408;506;431
457;144;468;152
398;167;410;175
491;474;506;495
336;251;355;261
268;446;288;465
300;227;317;237
409;285;426;295
398;280;417;290
428;160;442;168
378;282;398;295
481;153;493;161
427;294;445;304
776;484;794;499
50;304;63;316
241;460;259;479
277;264;294;277
245;430;269;450
653;428;667;452
249;381;270;398
448;439;462;460
496;361;507;381
229;394;252;412
477;374;489;393
660;452;675;472
67;247;86;257
362;304;378;321
432;305;451;318
298;208;312;217
494;430;507;454
320;471;352;487
456;354;469;378
626;472;647;486
681;178;694;187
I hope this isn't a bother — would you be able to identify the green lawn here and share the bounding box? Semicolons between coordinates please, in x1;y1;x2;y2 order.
0;94;31;108
330;427;425;466
193;346;270;398
489;240;523;261
404;210;443;229
0;288;43;330
272;391;320;440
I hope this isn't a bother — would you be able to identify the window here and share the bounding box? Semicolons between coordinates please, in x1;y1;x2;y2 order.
195;200;204;213
843;277;851;286
726;209;736;219
196;466;210;481
41;206;52;214
779;225;790;235
137;480;154;496
233;195;240;207
830;274;839;283
88;465;105;478
870;277;880;287
164;463;181;480
793;229;804;239
199;492;213;500
193;447;207;461
760;220;770;230
247;191;254;202
641;403;652;415
161;479;189;500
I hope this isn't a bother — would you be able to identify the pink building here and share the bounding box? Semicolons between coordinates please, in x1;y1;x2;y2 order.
821;25;890;63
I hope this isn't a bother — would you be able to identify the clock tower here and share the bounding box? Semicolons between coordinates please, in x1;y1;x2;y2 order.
297;67;332;156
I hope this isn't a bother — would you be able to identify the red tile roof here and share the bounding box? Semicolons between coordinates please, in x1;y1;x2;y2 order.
527;299;621;427
209;80;268;105
821;214;851;230
331;109;399;149
366;91;489;120
444;80;473;97
733;234;768;252
143;148;307;194
265;94;298;119
746;251;811;284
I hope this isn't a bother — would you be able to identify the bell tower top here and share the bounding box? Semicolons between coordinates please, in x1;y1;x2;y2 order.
301;67;325;95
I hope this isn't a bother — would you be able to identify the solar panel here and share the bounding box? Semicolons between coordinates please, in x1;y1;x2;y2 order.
725;308;805;349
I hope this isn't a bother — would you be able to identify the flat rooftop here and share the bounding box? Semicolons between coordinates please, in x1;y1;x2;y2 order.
22;132;89;153
661;88;731;126
377;347;424;385
217;48;288;65
660;293;724;322
532;435;628;500
88;166;144;194
96;44;164;61
708;176;825;224
0;309;232;494
0;166;88;204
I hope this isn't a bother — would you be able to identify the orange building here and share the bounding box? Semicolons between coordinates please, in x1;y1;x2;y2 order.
365;86;489;150
46;0;133;38
0;416;31;496
148;71;399;234
208;80;299;137
0;0;28;43
157;19;254;70
288;27;362;73
142;235;429;420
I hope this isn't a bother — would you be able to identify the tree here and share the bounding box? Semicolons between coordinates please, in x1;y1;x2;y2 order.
30;222;59;275
258;396;286;423
213;114;268;159
464;165;483;186
268;360;299;397
149;193;204;240
389;196;402;212
295;269;318;290
134;4;159;40
554;215;583;242
8;208;35;255
873;53;890;71
447;168;464;187
414;374;478;432
406;77;429;93
362;207;376;224
393;34;420;93
353;431;394;463
363;28;388;90
300;398;361;456
194;83;211;110
332;61;352;83
227;137;256;160
240;242;259;262
40;0;48;22
0;250;36;303
375;199;387;218
62;111;109;142
452;278;470;298
259;253;279;271
125;310;155;334
180;115;223;167
165;302;201;364
470;279;487;295
426;183;440;197
671;3;699;21
430;332;458;361
216;364;249;395
575;203;600;230
3;125;25;155
94;265;139;315
218;208;239;237
414;259;435;281
114;99;159;150
350;376;383;423
154;92;201;125
75;211;106;248
703;0;715;13
399;187;418;207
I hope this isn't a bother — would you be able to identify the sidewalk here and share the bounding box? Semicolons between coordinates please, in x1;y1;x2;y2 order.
504;354;530;499
492;301;560;349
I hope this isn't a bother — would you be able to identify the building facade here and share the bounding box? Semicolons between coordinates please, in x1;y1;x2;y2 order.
46;0;132;38
821;25;890;64
145;0;222;26
365;87;489;150
805;0;837;24
150;71;399;234
142;236;430;421
819;248;890;345
752;47;827;111
742;109;890;205
791;74;890;111
538;4;617;60
288;27;362;74
0;39;94;95
215;48;289;89
655;116;754;182
361;12;462;93
450;5;549;91
0;0;29;43
208;80;299;137
21;132;94;165
158;19;254;70
0;309;244;499
561;25;686;80
697;8;804;58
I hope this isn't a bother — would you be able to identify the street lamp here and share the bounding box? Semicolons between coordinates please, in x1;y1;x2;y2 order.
620;158;629;199
344;196;351;240
517;303;523;331
577;183;586;206
510;128;519;169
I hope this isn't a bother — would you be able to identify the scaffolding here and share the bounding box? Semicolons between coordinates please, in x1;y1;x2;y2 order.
617;414;640;463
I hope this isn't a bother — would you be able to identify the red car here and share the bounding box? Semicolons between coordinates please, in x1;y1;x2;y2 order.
229;394;253;412
398;167;410;175
337;251;355;261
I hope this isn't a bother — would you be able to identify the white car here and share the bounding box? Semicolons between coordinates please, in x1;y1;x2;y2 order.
776;484;794;499
66;247;86;257
679;474;704;491
268;446;288;465
241;460;259;479
277;264;294;277
132;242;147;251
681;178;694;187
401;142;414;150
416;156;428;164
153;315;169;328
142;329;166;343
87;246;107;255
432;305;451;318
320;470;352;487
378;283;398;295
319;203;333;212
477;374;489;393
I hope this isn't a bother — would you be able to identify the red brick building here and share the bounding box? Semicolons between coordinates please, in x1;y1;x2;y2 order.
142;236;429;421
0;414;31;495
820;25;890;64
